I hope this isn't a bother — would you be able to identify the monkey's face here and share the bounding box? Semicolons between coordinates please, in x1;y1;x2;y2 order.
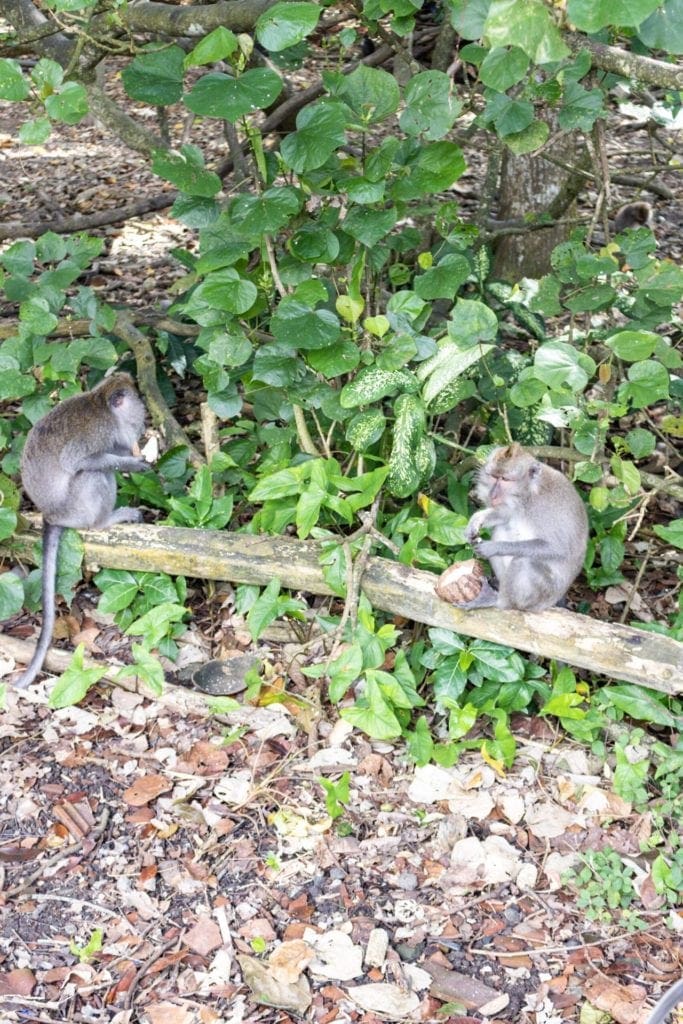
478;445;541;507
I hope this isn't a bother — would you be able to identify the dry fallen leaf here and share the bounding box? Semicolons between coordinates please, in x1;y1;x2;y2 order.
583;975;649;1024
143;1001;196;1024
449;835;522;888
0;968;36;997
183;915;223;957
122;774;172;807
304;928;364;981
238;953;312;1013
269;939;314;984
347;982;420;1017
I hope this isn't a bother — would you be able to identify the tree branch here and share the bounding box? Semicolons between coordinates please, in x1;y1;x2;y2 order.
112;312;204;465
103;0;280;38
568;33;683;90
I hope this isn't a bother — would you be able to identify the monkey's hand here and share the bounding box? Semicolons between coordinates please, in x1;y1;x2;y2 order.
465;510;488;544
118;456;152;474
473;539;497;559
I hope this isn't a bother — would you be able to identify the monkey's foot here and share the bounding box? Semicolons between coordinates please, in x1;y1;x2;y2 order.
452;577;499;609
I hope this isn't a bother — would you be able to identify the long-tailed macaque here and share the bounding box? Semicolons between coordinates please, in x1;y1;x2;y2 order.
456;444;588;612
15;373;150;689
614;201;653;233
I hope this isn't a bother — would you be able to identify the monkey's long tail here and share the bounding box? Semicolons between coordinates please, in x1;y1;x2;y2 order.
646;977;683;1024
14;521;63;689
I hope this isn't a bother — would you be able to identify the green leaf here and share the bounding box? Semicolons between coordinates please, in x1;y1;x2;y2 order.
317;645;364;702
296;482;326;538
152;145;221;197
193;269;257;315
618;360;670;409
20;296;59;335
610;456;640;495
280;100;347;172
541;692;587;719
271;299;340;349
121;47;185;105
653;519;683;549
390;141;466;202
0;508;17;542
494;97;534;137
606;330;658;362
414;254;470;300
336;65;400;123
346;409;386;450
32;59;63;91
602;685;677;728
376;333;418;371
638;0;683;53
484;0;570;62
479;47;529;91
340;677;402;739
126;603;187;648
250;465;305;501
230;186;302;236
400;70;462;140
184;69;283;121
340;367;418;408
246;578;282;639
448;702;478;740
185;27;238;67
600;535;625;574
624;428;656;459
504;119;549;155
533;342;592;392
567;0;660;32
558;81;604;132
448;297;499;342
96;570;140;614
116;644;165;696
343;206;397;248
0;572;24;619
388;393;426;498
450;0;491;38
290;224;340;263
418;340;494;406
19;118;52;145
256;2;320;51
44;82;88;124
406;716;434;766
307;341;360;377
49;645;107;708
0;59;29;100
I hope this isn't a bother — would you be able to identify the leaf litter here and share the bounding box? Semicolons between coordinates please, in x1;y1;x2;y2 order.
1;671;681;1024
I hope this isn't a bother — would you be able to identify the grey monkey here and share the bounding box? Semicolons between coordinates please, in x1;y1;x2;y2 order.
456;444;588;612
16;373;150;688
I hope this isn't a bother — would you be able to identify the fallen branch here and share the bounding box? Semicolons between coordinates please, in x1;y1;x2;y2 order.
8;523;682;694
112;311;203;466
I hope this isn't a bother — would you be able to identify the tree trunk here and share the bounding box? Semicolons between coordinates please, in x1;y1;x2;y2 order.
493;126;584;280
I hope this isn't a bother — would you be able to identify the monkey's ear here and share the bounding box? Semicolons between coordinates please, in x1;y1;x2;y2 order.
109;388;128;409
528;461;542;481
